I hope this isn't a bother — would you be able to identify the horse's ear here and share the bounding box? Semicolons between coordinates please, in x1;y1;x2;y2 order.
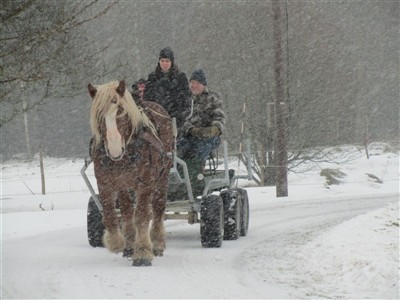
116;80;126;97
87;84;97;98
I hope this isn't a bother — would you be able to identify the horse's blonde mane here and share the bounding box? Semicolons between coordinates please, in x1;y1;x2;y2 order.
90;81;158;146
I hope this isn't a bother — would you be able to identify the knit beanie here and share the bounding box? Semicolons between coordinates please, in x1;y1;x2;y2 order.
159;46;174;63
190;69;207;86
136;78;146;85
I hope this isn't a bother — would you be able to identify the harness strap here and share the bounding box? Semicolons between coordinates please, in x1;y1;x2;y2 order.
140;104;173;159
141;131;164;153
140;130;173;160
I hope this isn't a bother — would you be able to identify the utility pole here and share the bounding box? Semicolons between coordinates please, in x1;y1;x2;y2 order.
272;0;288;197
133;1;141;76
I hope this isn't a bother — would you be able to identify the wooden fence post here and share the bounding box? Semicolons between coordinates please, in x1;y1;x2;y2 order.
39;145;46;195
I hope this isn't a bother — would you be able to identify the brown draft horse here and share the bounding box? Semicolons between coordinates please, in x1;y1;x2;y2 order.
87;80;174;266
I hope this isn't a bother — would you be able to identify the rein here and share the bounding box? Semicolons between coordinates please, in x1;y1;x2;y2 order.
144;107;170;119
101;128;170;162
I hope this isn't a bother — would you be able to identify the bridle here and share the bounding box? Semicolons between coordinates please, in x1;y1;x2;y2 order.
101;103;171;162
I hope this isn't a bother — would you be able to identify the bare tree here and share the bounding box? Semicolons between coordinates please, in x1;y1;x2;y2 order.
1;1;397;160
0;0;118;127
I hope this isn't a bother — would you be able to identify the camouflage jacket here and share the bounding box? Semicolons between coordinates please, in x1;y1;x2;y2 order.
182;87;225;136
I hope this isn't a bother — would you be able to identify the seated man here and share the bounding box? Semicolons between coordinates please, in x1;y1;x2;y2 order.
177;69;226;194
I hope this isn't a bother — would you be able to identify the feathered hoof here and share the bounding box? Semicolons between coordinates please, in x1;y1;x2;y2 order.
132;259;152;267
103;229;126;253
152;240;165;257
153;249;164;257
123;247;134;258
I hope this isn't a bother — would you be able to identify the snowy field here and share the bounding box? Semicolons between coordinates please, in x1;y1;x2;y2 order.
1;142;399;299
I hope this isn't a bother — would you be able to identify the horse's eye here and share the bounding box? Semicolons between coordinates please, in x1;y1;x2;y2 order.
111;97;118;104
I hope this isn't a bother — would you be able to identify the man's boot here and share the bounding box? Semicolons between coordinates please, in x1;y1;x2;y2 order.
186;160;205;197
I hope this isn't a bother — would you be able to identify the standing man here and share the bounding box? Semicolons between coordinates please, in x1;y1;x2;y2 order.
144;46;190;133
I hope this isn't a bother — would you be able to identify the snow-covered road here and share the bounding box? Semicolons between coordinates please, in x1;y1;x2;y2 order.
2;145;399;299
2;192;397;299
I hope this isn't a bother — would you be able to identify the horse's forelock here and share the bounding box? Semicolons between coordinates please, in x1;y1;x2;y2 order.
90;81;119;145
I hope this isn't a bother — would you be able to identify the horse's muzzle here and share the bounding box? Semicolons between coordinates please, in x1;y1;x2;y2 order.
105;144;126;161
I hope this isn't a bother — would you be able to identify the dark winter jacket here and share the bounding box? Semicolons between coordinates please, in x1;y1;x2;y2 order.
144;64;190;129
182;87;225;136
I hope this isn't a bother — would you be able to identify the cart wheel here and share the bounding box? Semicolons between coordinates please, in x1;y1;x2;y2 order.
236;188;249;236
87;196;104;247
200;194;224;248
220;189;241;240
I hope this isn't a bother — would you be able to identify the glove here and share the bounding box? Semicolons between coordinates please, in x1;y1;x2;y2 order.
190;126;220;138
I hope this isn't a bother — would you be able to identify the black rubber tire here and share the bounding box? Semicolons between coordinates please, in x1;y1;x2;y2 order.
236;188;249;236
87;196;105;247
220;189;241;240
200;194;224;248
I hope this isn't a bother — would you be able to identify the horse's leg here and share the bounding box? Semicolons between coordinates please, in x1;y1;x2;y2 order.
151;171;168;257
132;188;153;266
118;189;135;258
100;187;126;253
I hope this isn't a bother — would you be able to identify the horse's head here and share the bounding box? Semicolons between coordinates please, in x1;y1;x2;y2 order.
88;80;137;160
